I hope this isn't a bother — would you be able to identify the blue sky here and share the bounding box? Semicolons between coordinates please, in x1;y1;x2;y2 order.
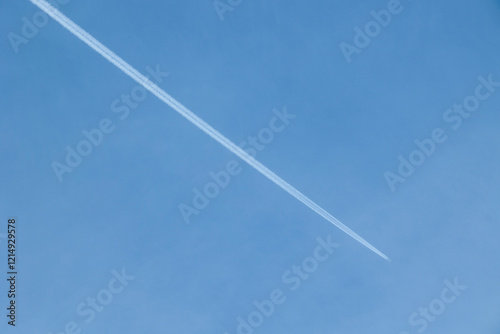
1;0;500;333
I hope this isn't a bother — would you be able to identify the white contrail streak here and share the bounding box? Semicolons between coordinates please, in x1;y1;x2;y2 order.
30;0;390;261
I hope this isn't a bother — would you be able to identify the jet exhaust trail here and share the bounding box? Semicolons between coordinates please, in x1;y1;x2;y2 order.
29;0;390;261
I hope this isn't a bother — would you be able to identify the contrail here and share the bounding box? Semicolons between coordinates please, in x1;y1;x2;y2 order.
29;0;390;261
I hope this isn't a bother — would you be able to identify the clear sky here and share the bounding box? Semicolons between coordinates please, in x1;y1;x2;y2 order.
1;0;500;333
